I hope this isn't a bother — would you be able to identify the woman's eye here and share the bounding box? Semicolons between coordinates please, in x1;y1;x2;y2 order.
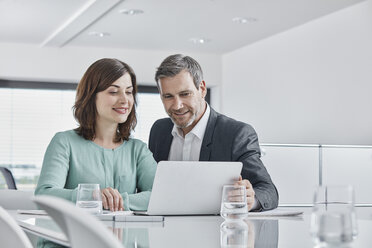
109;91;118;95
126;91;133;95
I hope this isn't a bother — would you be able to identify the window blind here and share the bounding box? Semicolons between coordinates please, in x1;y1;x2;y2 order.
0;88;166;189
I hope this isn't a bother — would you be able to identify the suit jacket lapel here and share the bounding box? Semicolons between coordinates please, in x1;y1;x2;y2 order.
199;108;218;161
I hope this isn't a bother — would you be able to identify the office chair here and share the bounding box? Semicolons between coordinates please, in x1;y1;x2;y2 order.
34;195;124;248
0;167;17;189
0;206;33;248
0;190;37;210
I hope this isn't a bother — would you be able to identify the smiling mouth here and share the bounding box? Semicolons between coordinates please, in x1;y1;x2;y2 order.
173;111;189;116
113;108;128;114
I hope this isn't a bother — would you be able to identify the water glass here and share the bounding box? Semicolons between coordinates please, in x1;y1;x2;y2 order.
220;185;248;220
76;183;103;215
310;185;357;246
220;221;248;248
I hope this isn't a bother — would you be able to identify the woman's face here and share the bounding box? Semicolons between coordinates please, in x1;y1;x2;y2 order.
95;73;134;126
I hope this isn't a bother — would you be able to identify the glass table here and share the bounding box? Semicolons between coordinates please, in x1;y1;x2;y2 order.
11;207;372;248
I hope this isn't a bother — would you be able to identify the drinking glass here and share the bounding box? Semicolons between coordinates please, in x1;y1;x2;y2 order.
76;183;103;215
310;185;357;246
220;185;248;220
220;220;248;248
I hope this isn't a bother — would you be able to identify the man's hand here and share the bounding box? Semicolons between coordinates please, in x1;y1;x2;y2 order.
245;220;256;248
101;187;124;211
234;176;255;211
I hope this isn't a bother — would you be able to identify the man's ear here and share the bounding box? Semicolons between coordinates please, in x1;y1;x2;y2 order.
199;80;207;98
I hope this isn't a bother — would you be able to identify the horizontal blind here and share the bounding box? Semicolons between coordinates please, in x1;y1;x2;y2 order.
133;93;167;143
0;88;77;190
0;88;166;190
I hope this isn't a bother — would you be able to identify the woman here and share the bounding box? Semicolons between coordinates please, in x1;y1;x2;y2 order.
35;58;157;211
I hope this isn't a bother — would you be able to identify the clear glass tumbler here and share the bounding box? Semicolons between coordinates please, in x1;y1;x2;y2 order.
220;185;248;220
310;185;358;246
76;183;103;215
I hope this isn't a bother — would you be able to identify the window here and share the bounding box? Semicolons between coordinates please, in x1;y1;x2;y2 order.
0;83;167;190
135;92;167;143
0;80;210;190
0;87;77;189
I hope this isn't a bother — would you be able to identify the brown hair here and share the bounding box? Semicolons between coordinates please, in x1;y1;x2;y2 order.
73;58;137;142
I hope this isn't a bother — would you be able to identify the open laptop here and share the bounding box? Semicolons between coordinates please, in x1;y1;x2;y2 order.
137;161;242;216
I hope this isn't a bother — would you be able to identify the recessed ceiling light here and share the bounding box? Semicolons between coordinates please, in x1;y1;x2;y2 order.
189;38;210;44
119;9;144;15
232;17;257;24
88;31;110;37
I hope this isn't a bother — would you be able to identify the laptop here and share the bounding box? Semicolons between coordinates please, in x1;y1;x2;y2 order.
137;161;242;216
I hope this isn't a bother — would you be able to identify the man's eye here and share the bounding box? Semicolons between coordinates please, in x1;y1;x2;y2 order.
180;92;191;97
163;95;173;99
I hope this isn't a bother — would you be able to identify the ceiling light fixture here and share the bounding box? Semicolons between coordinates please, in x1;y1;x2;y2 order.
119;9;144;15
232;17;257;24
189;38;210;44
88;31;110;37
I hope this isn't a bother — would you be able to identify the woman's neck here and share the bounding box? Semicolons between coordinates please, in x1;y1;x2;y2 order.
93;122;122;149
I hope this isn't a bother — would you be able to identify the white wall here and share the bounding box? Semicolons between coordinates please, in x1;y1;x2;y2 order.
0;43;222;110
222;0;372;145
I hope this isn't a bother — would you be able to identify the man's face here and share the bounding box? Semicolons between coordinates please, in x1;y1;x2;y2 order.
159;70;207;133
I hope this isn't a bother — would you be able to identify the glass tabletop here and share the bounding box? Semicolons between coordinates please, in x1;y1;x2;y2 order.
17;207;372;248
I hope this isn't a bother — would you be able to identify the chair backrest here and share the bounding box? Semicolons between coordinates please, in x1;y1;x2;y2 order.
0;190;37;210
0;167;17;189
0;206;33;248
33;195;123;248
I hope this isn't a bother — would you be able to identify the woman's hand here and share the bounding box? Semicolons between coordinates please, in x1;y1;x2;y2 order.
108;227;123;242
101;187;124;211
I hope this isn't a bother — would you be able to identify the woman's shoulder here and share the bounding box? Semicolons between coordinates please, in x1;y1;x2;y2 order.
124;138;155;164
126;138;148;149
52;129;83;143
123;138;153;155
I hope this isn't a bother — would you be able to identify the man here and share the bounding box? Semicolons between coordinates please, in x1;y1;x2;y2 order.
149;54;278;211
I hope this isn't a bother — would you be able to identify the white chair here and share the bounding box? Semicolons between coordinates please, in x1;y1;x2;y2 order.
0;206;33;248
0;190;37;210
33;195;123;248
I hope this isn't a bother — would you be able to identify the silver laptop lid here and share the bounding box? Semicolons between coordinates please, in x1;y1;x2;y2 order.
147;161;242;215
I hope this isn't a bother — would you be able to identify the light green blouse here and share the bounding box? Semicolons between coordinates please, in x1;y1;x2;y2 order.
35;130;157;211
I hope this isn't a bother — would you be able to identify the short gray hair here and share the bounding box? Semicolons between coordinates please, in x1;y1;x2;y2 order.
155;54;204;89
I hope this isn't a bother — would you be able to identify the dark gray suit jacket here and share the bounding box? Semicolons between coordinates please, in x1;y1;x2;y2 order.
148;108;278;211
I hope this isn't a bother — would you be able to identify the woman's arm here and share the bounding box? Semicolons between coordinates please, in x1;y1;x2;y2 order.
122;142;157;211
35;133;78;202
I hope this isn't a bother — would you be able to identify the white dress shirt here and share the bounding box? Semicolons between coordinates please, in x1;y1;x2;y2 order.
168;104;210;161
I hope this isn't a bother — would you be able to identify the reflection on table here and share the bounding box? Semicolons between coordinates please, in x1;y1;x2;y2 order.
31;215;278;248
16;207;372;248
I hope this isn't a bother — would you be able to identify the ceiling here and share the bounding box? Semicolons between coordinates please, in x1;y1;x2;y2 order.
0;0;365;53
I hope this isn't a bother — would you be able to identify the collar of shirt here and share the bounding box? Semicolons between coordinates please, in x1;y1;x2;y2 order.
171;103;210;140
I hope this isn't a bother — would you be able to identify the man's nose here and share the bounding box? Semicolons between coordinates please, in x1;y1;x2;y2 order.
172;96;183;110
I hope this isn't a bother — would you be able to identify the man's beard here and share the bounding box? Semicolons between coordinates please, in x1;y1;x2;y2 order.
168;110;197;129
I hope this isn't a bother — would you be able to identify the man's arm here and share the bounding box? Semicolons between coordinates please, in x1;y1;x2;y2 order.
148;119;163;163
148;121;157;159
231;124;279;211
148;118;174;163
